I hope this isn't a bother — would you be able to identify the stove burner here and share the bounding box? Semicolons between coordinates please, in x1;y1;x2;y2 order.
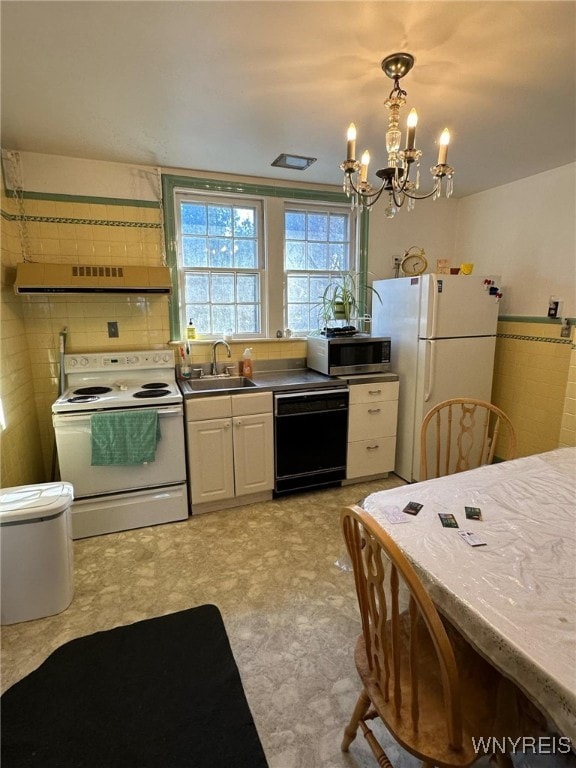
133;389;170;399
141;382;169;389
73;386;113;395
68;395;99;403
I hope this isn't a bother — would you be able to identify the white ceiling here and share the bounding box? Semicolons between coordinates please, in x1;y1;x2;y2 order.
2;1;575;198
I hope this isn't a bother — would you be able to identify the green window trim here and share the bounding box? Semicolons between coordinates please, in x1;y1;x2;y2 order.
161;173;370;341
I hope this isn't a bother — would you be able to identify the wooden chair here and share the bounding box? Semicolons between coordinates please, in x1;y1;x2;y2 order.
341;505;541;768
420;398;517;481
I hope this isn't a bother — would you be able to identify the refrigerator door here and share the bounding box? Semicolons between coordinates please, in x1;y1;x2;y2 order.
419;274;500;339
407;335;497;482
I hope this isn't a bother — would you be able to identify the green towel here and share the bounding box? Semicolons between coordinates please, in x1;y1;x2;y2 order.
91;410;161;466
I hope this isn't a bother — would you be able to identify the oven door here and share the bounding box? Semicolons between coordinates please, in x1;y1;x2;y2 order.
53;406;186;498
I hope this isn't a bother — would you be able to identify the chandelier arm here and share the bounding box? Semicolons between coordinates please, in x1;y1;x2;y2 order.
402;179;441;201
389;185;407;208
347;173;386;204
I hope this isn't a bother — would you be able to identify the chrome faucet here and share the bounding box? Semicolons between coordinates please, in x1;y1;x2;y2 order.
211;340;231;375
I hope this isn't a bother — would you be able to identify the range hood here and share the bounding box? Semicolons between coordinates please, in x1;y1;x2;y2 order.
14;262;172;295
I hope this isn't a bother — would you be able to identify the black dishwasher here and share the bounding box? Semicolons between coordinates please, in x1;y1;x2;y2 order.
274;387;349;495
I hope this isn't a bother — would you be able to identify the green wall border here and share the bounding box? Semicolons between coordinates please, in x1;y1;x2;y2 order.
161;173;367;341
3;188;160;208
499;315;574;325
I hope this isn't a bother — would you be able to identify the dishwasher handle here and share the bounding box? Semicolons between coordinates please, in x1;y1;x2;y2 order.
274;388;349;416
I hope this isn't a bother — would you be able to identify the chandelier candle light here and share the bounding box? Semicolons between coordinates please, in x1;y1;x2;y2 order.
341;52;455;217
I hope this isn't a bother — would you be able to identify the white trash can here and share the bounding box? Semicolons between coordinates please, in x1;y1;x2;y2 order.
0;482;74;625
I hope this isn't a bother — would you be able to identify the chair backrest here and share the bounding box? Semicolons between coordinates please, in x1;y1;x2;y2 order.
420;397;517;480
341;504;464;750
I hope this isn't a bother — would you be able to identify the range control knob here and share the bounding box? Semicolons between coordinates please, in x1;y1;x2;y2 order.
153;354;161;363
80;357;89;367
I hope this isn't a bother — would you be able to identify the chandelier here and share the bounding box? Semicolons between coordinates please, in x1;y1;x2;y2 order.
340;52;454;217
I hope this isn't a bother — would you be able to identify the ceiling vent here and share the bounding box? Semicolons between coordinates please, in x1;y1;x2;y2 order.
14;263;172;295
271;153;317;170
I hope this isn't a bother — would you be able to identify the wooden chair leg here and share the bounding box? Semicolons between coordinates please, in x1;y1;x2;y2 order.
360;720;394;767
341;688;371;751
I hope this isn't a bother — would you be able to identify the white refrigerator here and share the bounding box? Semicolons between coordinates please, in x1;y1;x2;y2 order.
372;274;500;482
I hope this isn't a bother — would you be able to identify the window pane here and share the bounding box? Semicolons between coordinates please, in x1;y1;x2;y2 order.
234;208;256;237
211;273;235;303
287;275;309;302
185;272;209;303
187;304;210;334
238;304;258;333
212;305;235;334
182;236;207;267
181;202;206;235
234;239;256;268
328;243;346;271
208;205;233;237
307;213;328;241
237;273;258;303
208;237;233;267
285;211;305;240
285;241;306;270
308;242;329;270
329;214;347;241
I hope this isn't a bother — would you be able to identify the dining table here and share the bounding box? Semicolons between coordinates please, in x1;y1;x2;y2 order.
361;447;576;743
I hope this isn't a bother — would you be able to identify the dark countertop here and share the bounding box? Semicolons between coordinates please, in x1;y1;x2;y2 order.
178;368;398;399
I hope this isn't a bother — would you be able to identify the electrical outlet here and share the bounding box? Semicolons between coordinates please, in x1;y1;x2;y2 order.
107;321;119;338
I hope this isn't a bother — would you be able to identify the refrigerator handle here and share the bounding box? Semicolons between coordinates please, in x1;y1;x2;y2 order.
430;274;439;338
424;340;436;402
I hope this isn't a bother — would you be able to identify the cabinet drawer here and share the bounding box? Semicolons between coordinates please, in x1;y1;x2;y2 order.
186;395;231;422
347;436;396;479
349;381;399;405
348;401;398;441
232;391;273;417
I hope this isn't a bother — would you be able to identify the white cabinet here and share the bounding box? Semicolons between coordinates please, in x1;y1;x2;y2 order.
346;381;399;481
186;392;273;512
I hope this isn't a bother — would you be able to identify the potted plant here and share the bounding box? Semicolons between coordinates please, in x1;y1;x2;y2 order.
318;270;381;330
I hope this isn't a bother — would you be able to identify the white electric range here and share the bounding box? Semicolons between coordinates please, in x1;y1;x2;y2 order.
52;351;188;538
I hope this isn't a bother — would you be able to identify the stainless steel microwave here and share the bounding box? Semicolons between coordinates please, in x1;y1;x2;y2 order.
306;335;391;376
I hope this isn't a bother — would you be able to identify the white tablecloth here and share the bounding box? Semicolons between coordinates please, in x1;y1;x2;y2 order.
362;447;576;741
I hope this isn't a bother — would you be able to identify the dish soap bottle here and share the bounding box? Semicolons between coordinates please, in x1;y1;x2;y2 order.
186;319;196;341
242;348;253;378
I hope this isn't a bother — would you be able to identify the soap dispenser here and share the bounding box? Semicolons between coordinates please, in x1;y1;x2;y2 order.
242;348;253;378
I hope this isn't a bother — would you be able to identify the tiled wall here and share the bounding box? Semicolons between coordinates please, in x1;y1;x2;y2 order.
1;191;172;483
0;188;311;485
559;345;576;447
1;188;45;487
492;320;574;456
185;339;307;369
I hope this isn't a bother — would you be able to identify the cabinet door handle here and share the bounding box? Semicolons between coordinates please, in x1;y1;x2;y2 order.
368;408;381;415
366;444;380;451
368;389;382;395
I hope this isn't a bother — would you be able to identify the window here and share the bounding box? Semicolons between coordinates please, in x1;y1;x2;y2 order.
284;205;354;334
164;174;360;340
175;193;264;336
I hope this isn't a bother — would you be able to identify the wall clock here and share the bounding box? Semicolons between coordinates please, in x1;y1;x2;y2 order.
400;246;428;276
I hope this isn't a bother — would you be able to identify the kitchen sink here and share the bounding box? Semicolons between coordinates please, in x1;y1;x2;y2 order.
185;376;258;392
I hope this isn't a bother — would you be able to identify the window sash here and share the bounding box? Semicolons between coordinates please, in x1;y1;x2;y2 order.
175;191;264;338
284;204;355;335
